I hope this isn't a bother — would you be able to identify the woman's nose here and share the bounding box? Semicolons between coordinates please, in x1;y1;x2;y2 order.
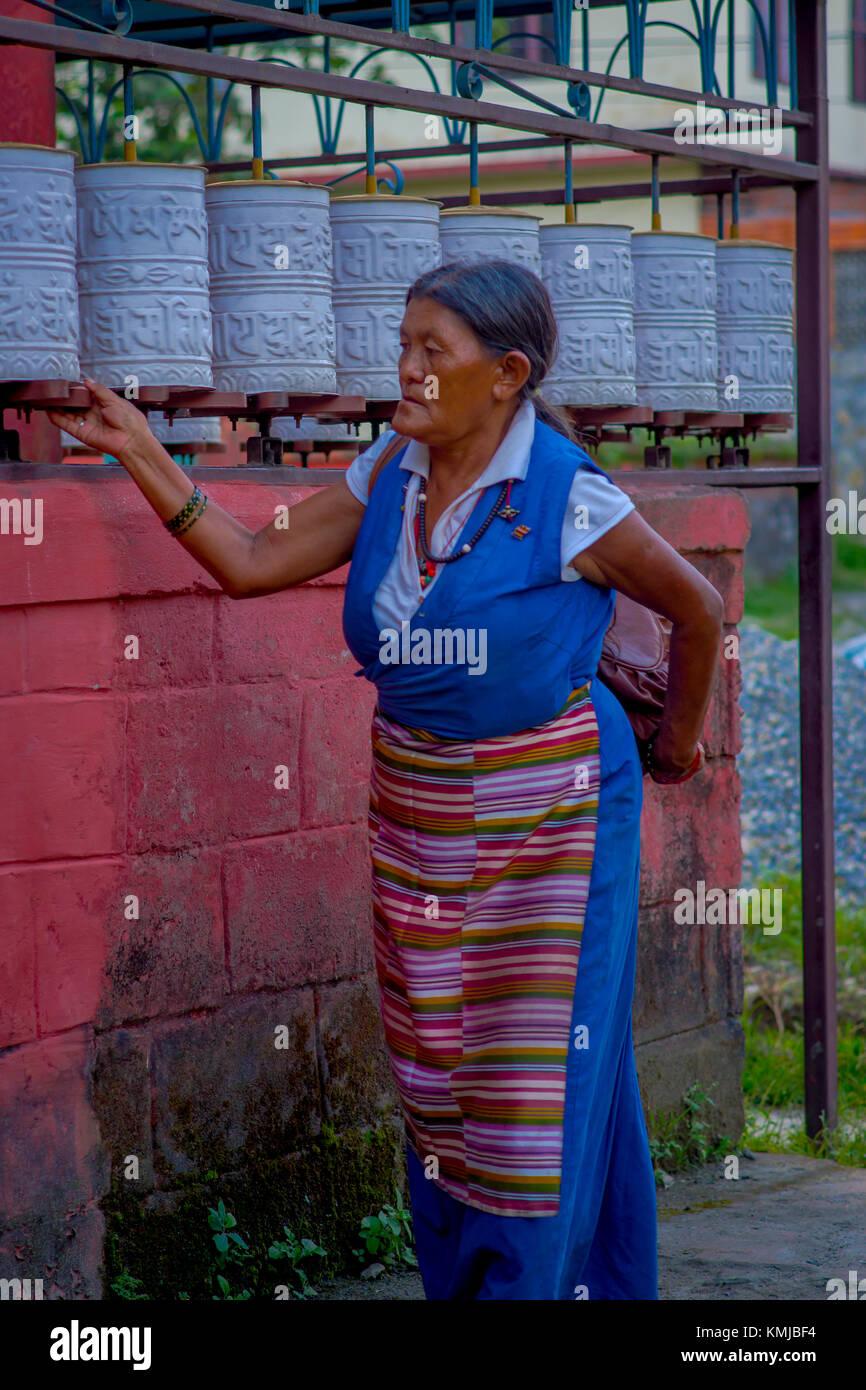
399;348;426;381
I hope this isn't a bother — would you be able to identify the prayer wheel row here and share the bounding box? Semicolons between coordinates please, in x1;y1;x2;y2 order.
0;145;794;413
542;226;794;412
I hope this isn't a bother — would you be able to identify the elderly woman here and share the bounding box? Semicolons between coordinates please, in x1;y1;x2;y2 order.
51;259;723;1302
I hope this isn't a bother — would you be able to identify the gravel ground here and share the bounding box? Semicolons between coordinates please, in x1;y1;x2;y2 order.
313;1154;866;1301
737;620;866;914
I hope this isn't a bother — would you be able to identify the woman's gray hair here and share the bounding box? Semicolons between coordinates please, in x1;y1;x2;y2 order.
405;259;578;443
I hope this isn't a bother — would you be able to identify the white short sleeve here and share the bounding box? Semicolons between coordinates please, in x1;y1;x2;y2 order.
345;429;399;506
560;465;635;582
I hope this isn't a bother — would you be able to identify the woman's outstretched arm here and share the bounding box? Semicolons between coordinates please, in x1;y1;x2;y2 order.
570;509;725;776
49;378;366;599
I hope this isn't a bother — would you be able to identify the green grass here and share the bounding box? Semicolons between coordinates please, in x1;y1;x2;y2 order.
741;565;800;640
597;431;798;470
740;531;866;640
742;870;866;1167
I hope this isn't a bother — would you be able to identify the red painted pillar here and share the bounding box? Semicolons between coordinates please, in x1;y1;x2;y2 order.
0;2;63;463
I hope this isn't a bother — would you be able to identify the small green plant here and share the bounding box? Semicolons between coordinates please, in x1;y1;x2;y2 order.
109;1269;149;1301
649;1081;737;1182
353;1192;418;1272
207;1200;254;1300
173;1200;328;1301
267;1227;327;1299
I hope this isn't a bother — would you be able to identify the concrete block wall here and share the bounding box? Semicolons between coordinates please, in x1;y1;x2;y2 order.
0;471;749;1297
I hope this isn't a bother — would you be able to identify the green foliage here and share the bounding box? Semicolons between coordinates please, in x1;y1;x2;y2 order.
597;431;798;471
353;1192;418;1271
738;528;866;640
741;565;799;640
108;1269;150;1301
267;1228;328;1300
648;1082;737;1181
833;530;866;580
742;872;866;1168
205;1199;254;1300
111;1199;329;1301
55;61;252;165
54;35;388;170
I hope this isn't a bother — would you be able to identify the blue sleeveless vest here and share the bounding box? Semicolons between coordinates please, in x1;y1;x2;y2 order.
342;418;618;741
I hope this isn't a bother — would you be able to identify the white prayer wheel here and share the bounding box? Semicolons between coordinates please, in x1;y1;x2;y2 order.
0;144;79;382
271;416;358;442
205;179;335;394
148;412;223;446
539;224;636;407
631;231;718;410
330;195;441;400
75;162;212;389
439;206;542;275
715;240;795;412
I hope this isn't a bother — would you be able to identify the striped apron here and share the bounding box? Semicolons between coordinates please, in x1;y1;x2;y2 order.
368;683;600;1218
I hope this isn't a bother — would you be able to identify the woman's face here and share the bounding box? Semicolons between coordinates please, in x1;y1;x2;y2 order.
391;294;530;444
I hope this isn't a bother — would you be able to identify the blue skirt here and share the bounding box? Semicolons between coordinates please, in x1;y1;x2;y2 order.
404;678;658;1300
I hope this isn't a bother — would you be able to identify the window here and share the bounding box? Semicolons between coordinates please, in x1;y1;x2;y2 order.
500;13;557;63
454;12;557;61
854;0;866;104
752;0;790;88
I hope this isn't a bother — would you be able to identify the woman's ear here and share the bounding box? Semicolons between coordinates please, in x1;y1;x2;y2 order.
493;350;532;399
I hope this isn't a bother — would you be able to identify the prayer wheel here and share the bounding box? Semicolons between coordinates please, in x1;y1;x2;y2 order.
631;231;718;410
76;162;212;389
0;144;79;382
539;224;636;406
330;195;441;400
205;179;335;394
271;416;358;443
439;206;542;275
148;412;223;447
715;240;795;412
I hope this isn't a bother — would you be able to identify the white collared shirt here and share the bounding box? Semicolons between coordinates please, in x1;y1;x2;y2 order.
345;398;634;633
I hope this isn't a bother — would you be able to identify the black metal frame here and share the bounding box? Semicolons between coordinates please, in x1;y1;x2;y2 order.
0;0;837;1137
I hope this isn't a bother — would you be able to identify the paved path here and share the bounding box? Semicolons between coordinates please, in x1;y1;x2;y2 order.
314;1153;866;1300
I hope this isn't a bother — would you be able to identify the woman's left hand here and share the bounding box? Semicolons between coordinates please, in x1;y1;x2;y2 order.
645;737;705;784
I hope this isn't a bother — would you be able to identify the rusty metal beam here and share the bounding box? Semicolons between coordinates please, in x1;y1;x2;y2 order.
0;463;822;488
794;0;838;1141
0;16;818;180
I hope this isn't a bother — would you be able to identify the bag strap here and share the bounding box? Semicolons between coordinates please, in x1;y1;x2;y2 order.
367;431;412;498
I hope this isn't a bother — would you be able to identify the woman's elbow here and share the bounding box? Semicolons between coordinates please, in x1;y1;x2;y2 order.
696;585;725;647
678;579;724;636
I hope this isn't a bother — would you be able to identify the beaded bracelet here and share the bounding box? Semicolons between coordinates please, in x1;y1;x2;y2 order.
165;486;207;536
172;491;208;537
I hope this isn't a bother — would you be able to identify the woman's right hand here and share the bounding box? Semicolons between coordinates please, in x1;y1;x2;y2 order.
48;377;155;463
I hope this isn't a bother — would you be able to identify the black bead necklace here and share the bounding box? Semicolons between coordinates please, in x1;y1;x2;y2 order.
414;479;513;587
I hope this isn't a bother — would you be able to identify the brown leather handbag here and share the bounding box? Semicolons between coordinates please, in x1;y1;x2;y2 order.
366;432;673;768
595;591;670;760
